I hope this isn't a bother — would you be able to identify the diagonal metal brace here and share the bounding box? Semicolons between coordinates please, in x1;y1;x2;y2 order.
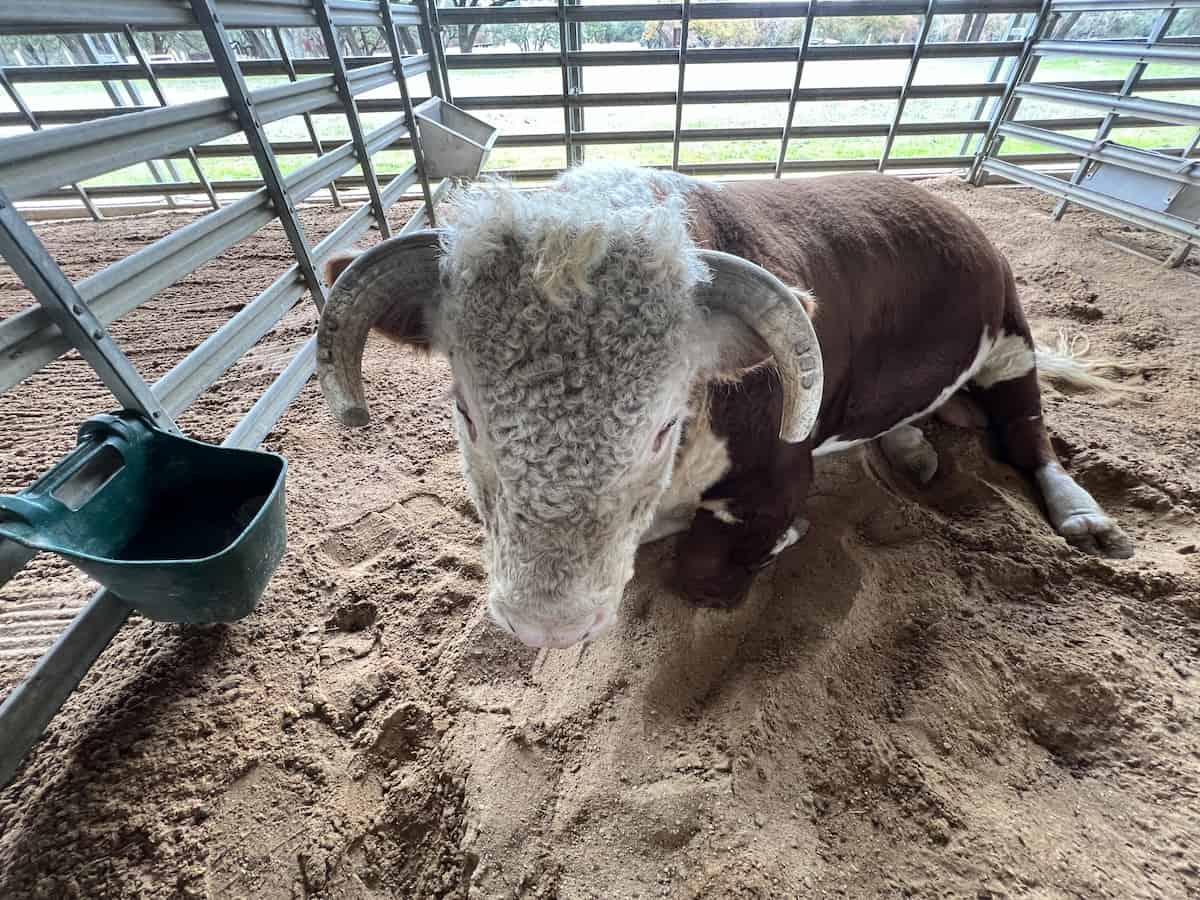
313;0;393;239
189;0;328;308
0;187;175;429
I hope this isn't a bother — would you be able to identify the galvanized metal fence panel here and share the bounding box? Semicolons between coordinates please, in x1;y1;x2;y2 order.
0;0;452;788
971;0;1200;265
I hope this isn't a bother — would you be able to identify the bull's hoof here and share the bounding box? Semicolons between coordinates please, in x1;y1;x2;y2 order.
878;424;938;486
1058;513;1135;559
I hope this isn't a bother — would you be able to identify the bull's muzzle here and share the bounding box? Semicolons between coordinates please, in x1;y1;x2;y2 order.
489;600;616;650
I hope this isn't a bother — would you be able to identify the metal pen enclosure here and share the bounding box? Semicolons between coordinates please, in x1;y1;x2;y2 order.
0;0;1197;788
0;0;464;788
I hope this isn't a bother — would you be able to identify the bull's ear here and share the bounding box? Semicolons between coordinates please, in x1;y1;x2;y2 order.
320;245;434;349
698;310;772;380
693;252;824;444
324;250;361;288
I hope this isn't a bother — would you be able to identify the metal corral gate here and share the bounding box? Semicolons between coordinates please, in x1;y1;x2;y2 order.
0;0;471;787
971;0;1200;267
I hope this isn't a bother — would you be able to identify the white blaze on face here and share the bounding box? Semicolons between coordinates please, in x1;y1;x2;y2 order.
433;169;709;648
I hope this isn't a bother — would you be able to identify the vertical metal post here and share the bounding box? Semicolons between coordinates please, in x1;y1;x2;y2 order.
968;0;1054;185
381;0;437;227
189;0;328;307
76;33;179;209
1165;127;1200;268
555;0;576;168
0;188;176;427
775;3;816;178
121;27;221;210
958;12;1025;158
566;0;585;167
671;0;693;172
0;67;102;220
419;0;451;102
271;25;342;207
1052;6;1180;221
313;2;392;238
877;0;937;173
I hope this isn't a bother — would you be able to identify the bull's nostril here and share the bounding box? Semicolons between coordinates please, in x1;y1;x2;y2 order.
496;608;517;634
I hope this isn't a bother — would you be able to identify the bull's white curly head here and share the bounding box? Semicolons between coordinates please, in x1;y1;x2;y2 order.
316;165;822;649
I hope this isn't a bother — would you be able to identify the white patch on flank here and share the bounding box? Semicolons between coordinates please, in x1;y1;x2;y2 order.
814;328;997;458
643;415;732;543
973;331;1036;389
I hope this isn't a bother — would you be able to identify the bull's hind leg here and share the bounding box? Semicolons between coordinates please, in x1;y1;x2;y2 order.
972;335;1134;559
878;424;939;485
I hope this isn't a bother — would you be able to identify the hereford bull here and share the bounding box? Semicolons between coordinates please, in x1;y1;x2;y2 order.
316;163;1134;649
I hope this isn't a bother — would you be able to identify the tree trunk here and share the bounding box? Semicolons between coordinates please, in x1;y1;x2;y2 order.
246;30;273;60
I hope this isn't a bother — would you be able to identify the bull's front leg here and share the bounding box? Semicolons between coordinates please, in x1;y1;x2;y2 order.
676;442;813;609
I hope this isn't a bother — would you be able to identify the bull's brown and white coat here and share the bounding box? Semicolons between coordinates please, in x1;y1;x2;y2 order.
318;163;1134;649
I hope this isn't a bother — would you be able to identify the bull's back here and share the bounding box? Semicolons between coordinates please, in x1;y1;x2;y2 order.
686;175;1012;446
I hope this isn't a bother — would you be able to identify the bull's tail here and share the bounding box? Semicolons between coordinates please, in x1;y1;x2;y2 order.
1033;330;1151;398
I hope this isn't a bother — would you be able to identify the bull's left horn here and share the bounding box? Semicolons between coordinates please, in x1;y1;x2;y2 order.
694;251;824;443
316;230;443;427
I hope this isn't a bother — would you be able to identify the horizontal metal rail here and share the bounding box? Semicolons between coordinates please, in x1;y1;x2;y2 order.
3;53;431;84
0;62;397;202
436;0;1041;24
0;0;422;31
1014;82;1200;127
982;157;1200;242
998;121;1200;186
1052;0;1200;9
438;76;1200;111
1034;38;1200;64
443;40;1028;71
7;114;1176;195
7;73;1195;130
0;110;423;395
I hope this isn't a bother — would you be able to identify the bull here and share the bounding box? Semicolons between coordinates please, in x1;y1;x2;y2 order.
316;163;1134;649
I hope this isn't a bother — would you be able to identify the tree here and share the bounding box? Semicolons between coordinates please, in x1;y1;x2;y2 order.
0;35;71;66
816;15;913;44
688;20;756;48
450;0;521;53
580;21;642;44
493;23;556;52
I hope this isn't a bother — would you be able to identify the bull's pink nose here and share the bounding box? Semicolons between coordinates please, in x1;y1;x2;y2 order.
490;602;615;649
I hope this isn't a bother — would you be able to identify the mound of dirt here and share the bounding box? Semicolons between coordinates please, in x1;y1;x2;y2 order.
1;180;1198;899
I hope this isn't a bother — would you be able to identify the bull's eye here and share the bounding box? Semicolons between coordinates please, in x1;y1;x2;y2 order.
653;417;678;454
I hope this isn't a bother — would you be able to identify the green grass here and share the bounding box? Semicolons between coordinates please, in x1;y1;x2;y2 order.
3;52;1194;188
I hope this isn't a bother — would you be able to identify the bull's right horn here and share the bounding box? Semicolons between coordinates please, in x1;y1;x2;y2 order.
694;251;824;445
317;230;443;427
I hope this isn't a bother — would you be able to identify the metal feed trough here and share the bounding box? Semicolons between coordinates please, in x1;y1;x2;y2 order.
0;0;1197;789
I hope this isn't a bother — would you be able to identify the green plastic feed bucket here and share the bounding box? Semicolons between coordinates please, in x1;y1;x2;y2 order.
0;412;287;624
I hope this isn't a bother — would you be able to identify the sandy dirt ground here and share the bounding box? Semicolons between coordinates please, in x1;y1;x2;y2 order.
0;179;1198;900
